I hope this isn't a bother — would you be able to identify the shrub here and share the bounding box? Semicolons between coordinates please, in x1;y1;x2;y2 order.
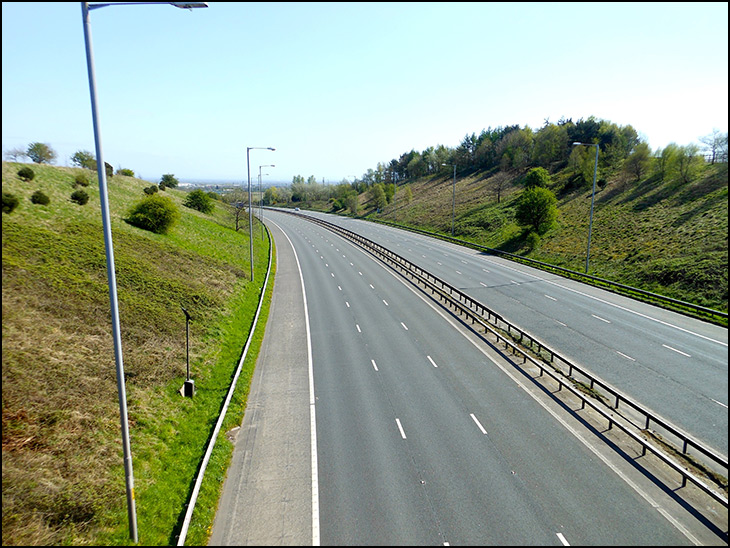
30;190;50;205
17;166;35;181
183;189;214;214
143;185;159;195
125;194;180;234
74;173;90;187
116;168;135;177
2;192;20;213
525;231;541;251
70;189;89;205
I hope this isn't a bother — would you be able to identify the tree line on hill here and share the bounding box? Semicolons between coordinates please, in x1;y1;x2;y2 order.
5;116;727;213
267;117;726;218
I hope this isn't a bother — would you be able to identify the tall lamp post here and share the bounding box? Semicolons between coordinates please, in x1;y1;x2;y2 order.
247;147;275;281
81;2;208;543
258;164;274;237
572;142;599;273
442;163;457;236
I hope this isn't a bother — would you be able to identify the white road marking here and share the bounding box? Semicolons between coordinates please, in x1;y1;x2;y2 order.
371;359;378;371
663;344;691;357
268;219;320;545
592;314;611;323
395;418;407;439
427;355;438;368
470;413;488;435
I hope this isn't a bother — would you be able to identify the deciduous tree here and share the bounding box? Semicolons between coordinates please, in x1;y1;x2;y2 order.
71;150;96;170
523;167;551;189
160;173;179;189
623;142;652;182
699;129;728;164
515;186;558;235
26;142;57;164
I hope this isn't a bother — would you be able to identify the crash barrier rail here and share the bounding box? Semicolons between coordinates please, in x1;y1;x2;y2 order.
371;218;728;325
177;224;274;546
280;209;728;508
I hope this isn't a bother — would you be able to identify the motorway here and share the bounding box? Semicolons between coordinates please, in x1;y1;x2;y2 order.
211;209;727;545
294;209;729;460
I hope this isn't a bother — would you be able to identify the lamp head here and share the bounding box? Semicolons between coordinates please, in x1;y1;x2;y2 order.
170;2;209;9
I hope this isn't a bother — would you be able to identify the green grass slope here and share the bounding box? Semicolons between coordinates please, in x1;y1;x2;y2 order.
365;163;728;313
2;162;272;545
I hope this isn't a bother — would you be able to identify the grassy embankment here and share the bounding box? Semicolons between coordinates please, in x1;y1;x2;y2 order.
2;161;272;546
302;162;728;315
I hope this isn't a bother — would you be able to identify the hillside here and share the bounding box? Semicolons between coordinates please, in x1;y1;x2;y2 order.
302;162;727;314
2;162;272;545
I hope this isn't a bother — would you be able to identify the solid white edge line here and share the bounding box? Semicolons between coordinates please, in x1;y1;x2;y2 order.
407;230;727;347
271;220;321;546
287;212;707;545
337;230;703;545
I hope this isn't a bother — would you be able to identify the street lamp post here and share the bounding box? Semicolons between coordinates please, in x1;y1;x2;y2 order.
81;2;207;543
247;147;275;281
572;142;599;273
258;164;274;238
442;163;457;236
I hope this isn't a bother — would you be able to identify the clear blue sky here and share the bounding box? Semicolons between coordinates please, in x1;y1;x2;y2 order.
2;2;728;185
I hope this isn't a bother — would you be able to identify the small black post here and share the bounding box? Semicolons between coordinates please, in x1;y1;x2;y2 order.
181;306;195;397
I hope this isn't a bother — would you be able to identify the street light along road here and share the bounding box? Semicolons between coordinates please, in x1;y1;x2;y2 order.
247;147;275;281
81;1;207;542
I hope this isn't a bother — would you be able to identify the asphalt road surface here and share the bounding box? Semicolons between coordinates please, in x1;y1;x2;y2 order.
209;210;726;546
299;210;728;460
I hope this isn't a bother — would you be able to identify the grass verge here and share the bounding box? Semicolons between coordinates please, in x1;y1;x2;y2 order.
2;161;273;545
